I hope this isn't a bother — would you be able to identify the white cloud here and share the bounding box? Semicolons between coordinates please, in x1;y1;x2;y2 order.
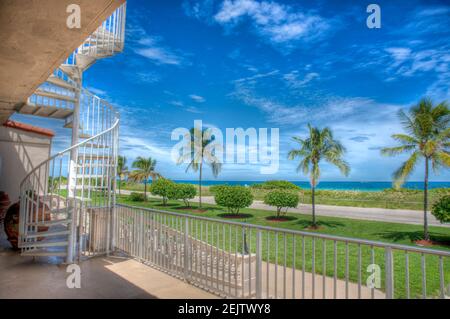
417;6;450;17
189;94;206;103
426;72;450;101
134;71;160;84
169;100;203;114
87;87;107;97
130;25;188;66
136;46;184;65
384;47;411;66
234;70;279;83
184;0;330;45
283;71;319;88
375;46;450;82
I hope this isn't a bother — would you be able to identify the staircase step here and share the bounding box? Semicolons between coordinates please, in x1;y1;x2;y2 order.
63;120;79;129
17;103;73;119
25;230;71;239
21;249;67;257
20;241;68;249
78;154;112;159
47;75;78;91
60;64;79;78
76;164;115;169
75;54;97;70
34;89;77;102
73;175;105;179
27;219;72;227
79;133;92;139
84;143;109;149
71;185;109;190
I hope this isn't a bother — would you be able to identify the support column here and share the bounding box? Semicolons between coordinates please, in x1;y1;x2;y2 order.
68;70;82;198
67;68;82;263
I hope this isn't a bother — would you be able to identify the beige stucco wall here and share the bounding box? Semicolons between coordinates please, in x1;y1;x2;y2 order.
0;126;52;203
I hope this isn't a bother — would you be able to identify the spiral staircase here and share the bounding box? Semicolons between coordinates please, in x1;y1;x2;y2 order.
16;3;126;263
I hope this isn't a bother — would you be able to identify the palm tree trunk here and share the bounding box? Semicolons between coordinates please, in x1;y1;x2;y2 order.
199;162;203;208
144;180;147;201
424;157;429;241
312;184;316;226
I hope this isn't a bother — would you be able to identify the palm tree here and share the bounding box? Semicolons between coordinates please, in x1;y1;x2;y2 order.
381;98;449;241
288;124;350;227
177;127;222;208
129;157;160;200
117;155;129;195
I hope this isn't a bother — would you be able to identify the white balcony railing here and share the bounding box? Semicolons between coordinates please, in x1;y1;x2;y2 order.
115;204;450;299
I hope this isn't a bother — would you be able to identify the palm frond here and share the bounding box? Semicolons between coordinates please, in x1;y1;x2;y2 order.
381;145;416;156
434;151;450;167
392;151;421;189
288;124;349;183
391;134;419;145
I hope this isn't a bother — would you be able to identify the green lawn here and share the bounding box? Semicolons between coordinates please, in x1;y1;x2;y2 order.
116;195;450;299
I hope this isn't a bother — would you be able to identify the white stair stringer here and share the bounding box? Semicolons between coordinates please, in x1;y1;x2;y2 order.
17;3;126;263
15;2;127;119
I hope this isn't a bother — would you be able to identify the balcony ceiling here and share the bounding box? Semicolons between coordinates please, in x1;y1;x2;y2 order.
0;0;125;124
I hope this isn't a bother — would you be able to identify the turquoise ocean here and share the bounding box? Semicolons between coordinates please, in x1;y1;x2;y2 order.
172;181;450;192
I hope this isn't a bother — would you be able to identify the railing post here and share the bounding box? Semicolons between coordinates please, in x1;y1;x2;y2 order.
66;200;77;264
255;230;262;298
184;218;190;281
68;72;82;198
139;210;144;261
385;247;394;299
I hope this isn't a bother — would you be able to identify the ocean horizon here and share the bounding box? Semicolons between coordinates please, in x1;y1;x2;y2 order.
170;180;450;192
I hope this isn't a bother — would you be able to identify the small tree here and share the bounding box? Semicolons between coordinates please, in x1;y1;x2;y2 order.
264;190;299;218
177;127;222;208
214;185;253;214
176;184;197;207
431;195;450;224
288;124;350;227
129;157;160;201
381;98;449;241
150;178;175;206
251;180;301;191
117;155;129;195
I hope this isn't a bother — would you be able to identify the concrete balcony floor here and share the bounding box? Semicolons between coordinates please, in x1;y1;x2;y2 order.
0;229;216;299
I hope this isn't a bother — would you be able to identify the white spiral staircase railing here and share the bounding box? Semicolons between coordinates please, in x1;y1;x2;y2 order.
17;3;126;263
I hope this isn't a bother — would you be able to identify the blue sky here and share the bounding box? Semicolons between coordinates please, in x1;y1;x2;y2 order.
13;0;450;182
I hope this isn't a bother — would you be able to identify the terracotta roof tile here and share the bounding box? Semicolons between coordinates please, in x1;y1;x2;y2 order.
3;120;54;137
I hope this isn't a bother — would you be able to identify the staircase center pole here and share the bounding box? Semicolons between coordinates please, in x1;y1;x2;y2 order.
67;69;82;263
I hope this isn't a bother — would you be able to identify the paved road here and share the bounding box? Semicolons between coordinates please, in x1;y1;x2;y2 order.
118;190;448;227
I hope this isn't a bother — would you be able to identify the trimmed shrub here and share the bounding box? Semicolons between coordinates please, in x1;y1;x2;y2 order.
150;178;176;205
129;192;146;202
264;190;299;217
251;180;301;191
214;185;253;214
209;184;228;194
176;184;197;207
431;195;450;224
